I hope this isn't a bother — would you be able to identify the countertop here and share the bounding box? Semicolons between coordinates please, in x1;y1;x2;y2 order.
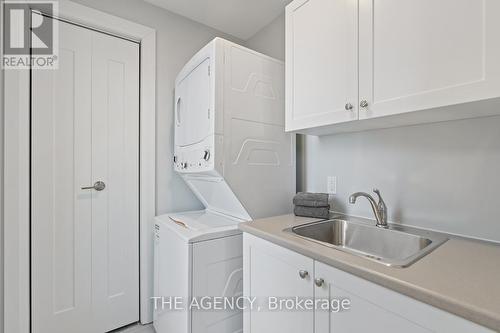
239;214;500;331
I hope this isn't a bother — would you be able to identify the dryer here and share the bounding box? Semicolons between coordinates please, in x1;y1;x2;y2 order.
154;38;295;333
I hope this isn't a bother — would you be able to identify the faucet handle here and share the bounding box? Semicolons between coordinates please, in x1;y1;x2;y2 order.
372;189;384;205
373;189;387;223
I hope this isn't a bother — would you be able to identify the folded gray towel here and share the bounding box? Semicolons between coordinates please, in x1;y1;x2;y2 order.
293;192;329;208
294;206;330;219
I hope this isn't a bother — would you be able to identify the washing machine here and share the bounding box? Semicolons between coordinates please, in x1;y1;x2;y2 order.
154;210;244;333
154;37;295;333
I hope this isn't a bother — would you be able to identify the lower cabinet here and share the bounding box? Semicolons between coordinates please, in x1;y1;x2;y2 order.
243;233;314;333
243;233;491;333
314;261;489;332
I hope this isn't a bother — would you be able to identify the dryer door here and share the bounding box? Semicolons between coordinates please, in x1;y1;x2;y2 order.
175;57;212;147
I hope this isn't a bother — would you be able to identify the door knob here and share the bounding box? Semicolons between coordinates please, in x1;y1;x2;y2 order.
344;103;353;111
81;181;106;191
298;270;309;279
360;100;369;108
314;278;324;287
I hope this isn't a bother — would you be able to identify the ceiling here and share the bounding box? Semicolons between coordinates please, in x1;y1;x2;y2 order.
143;0;291;40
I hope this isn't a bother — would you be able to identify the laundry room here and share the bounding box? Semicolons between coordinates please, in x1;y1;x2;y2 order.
2;0;500;332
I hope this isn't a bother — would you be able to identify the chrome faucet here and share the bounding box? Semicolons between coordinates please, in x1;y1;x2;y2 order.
349;189;388;228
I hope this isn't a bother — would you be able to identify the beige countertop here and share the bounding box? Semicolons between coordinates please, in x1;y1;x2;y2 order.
239;214;500;331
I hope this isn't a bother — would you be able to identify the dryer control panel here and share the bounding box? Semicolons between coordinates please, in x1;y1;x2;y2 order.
174;138;214;173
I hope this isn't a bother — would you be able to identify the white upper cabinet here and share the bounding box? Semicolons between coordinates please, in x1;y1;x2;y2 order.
358;0;500;120
285;0;358;132
286;0;500;134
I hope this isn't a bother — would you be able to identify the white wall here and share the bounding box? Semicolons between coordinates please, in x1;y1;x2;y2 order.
245;13;285;61
246;14;500;243
71;0;242;216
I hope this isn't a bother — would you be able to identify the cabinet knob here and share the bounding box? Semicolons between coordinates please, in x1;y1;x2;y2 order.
298;270;309;279
360;100;369;108
314;278;324;287
345;103;354;111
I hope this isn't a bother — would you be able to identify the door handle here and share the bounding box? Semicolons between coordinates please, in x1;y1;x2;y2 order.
81;181;106;191
176;97;182;126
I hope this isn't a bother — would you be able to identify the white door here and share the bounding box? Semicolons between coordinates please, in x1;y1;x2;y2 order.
31;17;140;333
243;234;314;333
285;0;358;132
358;0;500;120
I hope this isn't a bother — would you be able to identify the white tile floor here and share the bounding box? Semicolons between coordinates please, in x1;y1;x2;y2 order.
114;323;155;333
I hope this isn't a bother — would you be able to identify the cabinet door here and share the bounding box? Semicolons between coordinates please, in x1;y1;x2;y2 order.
285;0;358;132
359;0;500;120
243;234;314;333
314;262;490;332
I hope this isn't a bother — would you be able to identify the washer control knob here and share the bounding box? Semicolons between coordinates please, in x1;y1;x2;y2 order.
203;150;211;161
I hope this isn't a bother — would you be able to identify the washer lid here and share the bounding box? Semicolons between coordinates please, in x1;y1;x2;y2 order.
171;210;242;230
155;210;244;243
182;174;251;221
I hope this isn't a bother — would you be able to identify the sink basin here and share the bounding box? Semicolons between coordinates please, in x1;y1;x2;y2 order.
287;218;448;267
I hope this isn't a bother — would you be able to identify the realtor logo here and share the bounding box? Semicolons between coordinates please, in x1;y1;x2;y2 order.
2;1;58;69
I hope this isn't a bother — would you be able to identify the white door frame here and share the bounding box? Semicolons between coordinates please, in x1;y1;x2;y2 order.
3;1;157;331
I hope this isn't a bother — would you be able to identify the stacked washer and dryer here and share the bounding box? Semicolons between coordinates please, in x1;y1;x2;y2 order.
153;38;295;333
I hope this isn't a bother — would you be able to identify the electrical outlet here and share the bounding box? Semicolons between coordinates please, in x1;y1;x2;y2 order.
327;176;337;194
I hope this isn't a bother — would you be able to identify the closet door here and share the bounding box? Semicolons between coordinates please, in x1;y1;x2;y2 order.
358;0;500;120
91;30;140;332
31;16;140;333
31;18;94;333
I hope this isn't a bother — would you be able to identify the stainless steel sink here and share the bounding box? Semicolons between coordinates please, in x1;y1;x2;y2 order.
286;218;448;267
